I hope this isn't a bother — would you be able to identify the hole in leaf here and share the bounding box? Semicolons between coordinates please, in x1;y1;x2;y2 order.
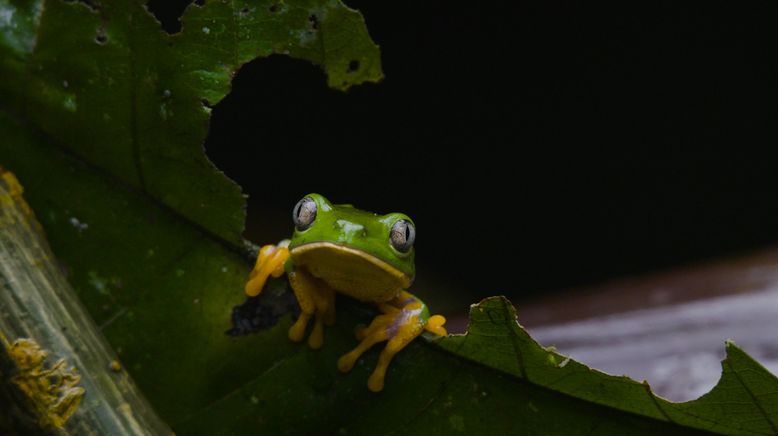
145;0;195;34
268;3;279;13
308;13;319;30
95;29;108;45
204;56;337;243
348;60;360;73
201;98;212;108
225;290;299;336
239;7;250;16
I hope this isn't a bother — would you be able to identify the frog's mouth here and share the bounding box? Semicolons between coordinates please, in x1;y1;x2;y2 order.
290;242;412;301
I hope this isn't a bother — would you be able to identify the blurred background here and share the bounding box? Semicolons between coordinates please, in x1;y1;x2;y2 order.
150;1;778;401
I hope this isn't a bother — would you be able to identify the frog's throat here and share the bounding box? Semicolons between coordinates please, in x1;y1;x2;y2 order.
289;242;412;289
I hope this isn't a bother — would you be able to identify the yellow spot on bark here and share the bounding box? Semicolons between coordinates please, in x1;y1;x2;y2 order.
5;337;85;429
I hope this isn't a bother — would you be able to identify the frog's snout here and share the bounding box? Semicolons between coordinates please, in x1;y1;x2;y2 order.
335;219;367;239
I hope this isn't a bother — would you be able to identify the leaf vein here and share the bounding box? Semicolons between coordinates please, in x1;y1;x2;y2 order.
727;358;778;434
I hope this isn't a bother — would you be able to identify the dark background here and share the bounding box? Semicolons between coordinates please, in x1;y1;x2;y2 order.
151;1;778;311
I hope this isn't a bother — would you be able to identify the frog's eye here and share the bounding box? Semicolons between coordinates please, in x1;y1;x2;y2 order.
390;220;415;253
293;197;317;231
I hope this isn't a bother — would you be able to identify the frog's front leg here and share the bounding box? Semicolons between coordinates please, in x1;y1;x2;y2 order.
337;291;447;392
244;241;335;348
244;241;290;297
287;267;335;349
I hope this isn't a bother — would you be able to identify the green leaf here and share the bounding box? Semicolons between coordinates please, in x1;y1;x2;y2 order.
2;1;778;435
0;0;382;246
438;296;778;435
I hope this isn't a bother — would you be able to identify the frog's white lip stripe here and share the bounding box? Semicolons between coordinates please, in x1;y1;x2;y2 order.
290;242;411;286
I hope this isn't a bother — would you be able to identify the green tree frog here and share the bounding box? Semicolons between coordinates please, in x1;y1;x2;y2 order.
244;194;447;392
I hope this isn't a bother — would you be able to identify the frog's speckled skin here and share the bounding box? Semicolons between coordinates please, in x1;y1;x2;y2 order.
244;194;446;392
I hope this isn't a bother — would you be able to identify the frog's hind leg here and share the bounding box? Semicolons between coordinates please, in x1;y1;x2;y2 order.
353;304;397;340
366;321;425;392
338;291;447;392
338;314;394;371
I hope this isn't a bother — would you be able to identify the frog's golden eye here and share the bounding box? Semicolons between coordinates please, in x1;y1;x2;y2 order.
390;220;415;253
293;197;317;231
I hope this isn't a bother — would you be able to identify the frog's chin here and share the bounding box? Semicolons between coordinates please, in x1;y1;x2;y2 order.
290;242;412;302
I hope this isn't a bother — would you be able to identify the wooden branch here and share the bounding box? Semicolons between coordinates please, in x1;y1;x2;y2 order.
0;168;170;435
